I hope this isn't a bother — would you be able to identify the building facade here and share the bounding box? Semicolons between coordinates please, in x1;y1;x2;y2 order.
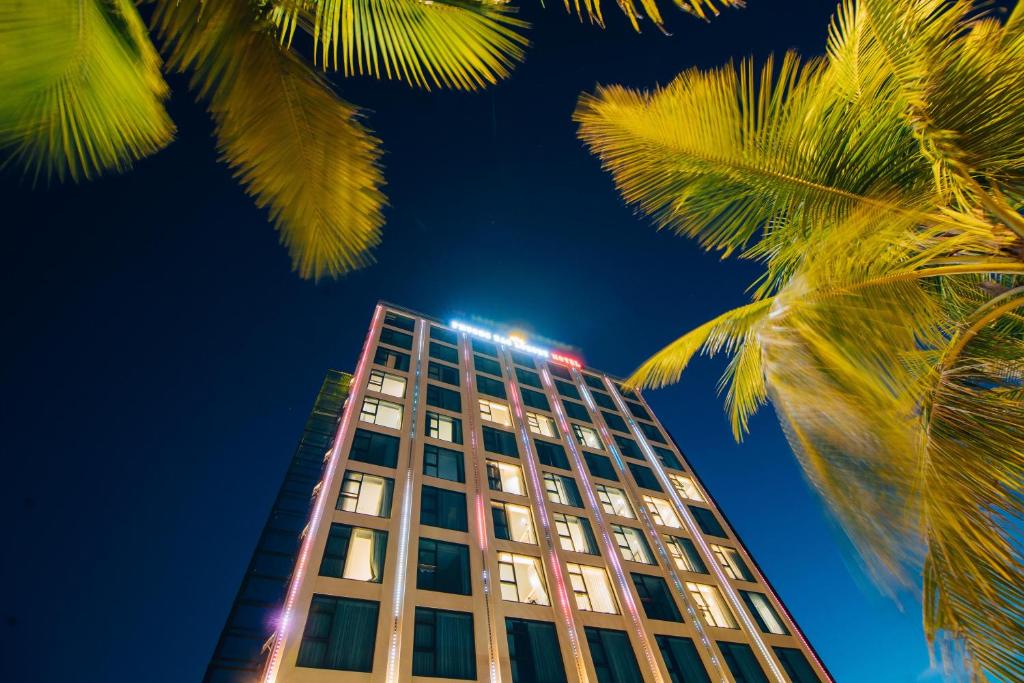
214;303;832;683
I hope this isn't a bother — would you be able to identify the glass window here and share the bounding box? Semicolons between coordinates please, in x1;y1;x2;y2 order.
611;524;655;564
359;397;403;430
506;618;568;683
320;523;388;582
515;367;542;388
691;507;728;538
586;627;643;683
417;538;471;595
350;429;400;468
774;647;821;683
741;591;789;635
653;445;683;470
297;595;379;672
711;544;754;581
477;374;508;399
617;384;638;400
429;341;459;364
427;361;460;386
639;421;667;443
426;384;462;412
567;563;619;614
625;400;651;421
666;536;707;574
379;327;412;350
602;411;629;433
498;552;550;605
487;461;526;496
480;399;513;427
534;440;570;470
492;501;537;544
643;495;682;528
521;387;549;411
585;452;618;481
384;310;415;331
526;411;558;438
425;411;463;444
338;471;394;517
423;444;465;483
544;472;583;507
548;363;572;380
553;512;599;554
367;369;406;398
583;374;604;390
596;483;634;518
430;325;457;345
420;485;468;531
475;354;502;376
613;435;642;459
413;607;476;680
472;338;499;357
374;346;410;371
483;425;518;457
510;350;535;368
717;642;769;683
629;462;662;491
563;400;591;423
592;390;616;410
555;379;580;399
668;473;704;502
573;424;603;450
657;635;712;683
632;573;682;622
687;583;738;629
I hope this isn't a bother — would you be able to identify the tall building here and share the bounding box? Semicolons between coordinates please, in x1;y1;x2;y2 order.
208;303;832;683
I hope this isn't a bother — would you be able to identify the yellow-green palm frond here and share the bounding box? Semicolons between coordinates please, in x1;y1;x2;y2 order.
0;0;174;182
154;0;385;280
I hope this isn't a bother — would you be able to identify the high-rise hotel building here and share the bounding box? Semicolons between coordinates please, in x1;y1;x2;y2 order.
207;303;831;683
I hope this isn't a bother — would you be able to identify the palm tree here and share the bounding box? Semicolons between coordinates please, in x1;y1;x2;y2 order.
575;0;1024;680
0;0;736;280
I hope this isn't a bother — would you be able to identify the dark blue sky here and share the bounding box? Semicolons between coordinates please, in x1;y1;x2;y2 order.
3;2;935;681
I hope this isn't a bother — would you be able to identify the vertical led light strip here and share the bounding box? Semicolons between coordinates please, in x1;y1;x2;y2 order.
603;379;788;683
262;305;384;683
539;368;665;683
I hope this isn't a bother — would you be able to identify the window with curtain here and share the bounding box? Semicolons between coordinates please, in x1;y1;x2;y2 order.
423;444;465;483
741;591;789;635
555;379;580;399
384;310;415;330
657;635;712;683
492;501;537;544
625;400;651;420
544;472;583;507
516;367;542;388
413;607;476;680
337;471;394;517
506;617;568;683
498;552;550;605
613;435;642;459
535;440;570;470
553;512;599;554
632;573;683;622
629;463;662;492
643;495;682;528
596;483;634;518
374;346;409;371
379;327;413;349
564;400;592;423
477;374;508;400
488;460;526;495
717;641;769;683
319;523;388;583
520;387;549;411
611;524;654;564
773;647;821;683
474;354;503;376
527;411;558;437
638;421;667;443
711;545;754;581
349;429;400;468
420;485;468;531
426;384;462;412
602;411;629;433
430;324;457;344
653;445;683;470
567;563;618;614
585;452;618;481
666;536;708;574
687;583;738;629
574;424;603;450
417;538;471;595
585;627;643;683
296;595;379;672
427;361;460;386
591;390;616;410
429;341;459;363
690;506;728;538
425;412;463;444
669;473;704;502
367;369;406;398
359;397;403;430
479;399;513;428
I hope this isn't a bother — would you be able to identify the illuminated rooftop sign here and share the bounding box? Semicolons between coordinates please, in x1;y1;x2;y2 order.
450;320;582;369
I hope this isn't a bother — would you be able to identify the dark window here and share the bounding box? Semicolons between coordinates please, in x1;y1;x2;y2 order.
413;607;476;680
425;411;463;444
319;524;388;582
653;445;683;470
521;388;549;411
774;647;821;683
629;462;662;491
717;642;769;683
563;400;591;423
741;591;789;635
474;354;503;376
670;536;708;574
417;538;471;595
350;429;400;468
510;351;535;368
477;374;507;399
691;507;728;538
482;426;518;457
516;367;542;388
603;411;629;433
632;573;682;622
374;347;410;372
626;400;651;421
421;486;468;531
548;363;571;380
429;341;459;364
639;421;666;443
297;595;379;672
428;361;460;386
426;384;462;412
592;390;616;410
614;435;643;460
379;327;412;350
472;338;499;357
535;440;570;470
657;635;712;683
617;384;638;399
431;325;458;345
423;444;465;483
506;618;568;683
583;374;605;390
384;310;415;331
555;380;580;399
585;452;618;481
586;627;643;683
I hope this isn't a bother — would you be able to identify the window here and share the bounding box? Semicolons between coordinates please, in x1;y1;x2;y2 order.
632;573;682;622
625;400;651;421
555;379;580;399
472;338;498;357
548;363;571;380
297;595;379;672
596;483;634;518
585;452;618;481
350;429;400;468
602;411;629;433
413;607;476;680
320;523;388;582
639;421;666;443
567;563;618;614
657;635;712;683
534;440;570;470
510;350;535;368
586;627;643;683
611;524;655;564
384;310;415;330
379;326;413;349
592;390;616;410
544;472;582;507
668;473;704;502
359;397;403;429
571;424;602;450
479;399;513;427
426;384;462;412
423;444;465;483
629;462;662;491
367;369;406;398
498;552;550;605
717;642;769;683
617;384;638;399
563;400;591;422
666;536;708;574
492;501;537;544
488;461;525;495
417;538;471;595
583;374;605;390
687;583;738;628
653;445;683;470
374;346;410;371
691;507;728;538
516;367;542;388
642;495;681;528
506;618;568;683
430;325;458;345
474;354;502;376
741;591;789;635
426;411;463;444
421;486;468;531
427;361;460;386
521;387;549;411
338;471;394;517
711;545;754;581
553;512;599;554
477;374;508;399
429;341;458;363
483;426;518;456
614;435;642;459
526;411;558;437
774;647;821;683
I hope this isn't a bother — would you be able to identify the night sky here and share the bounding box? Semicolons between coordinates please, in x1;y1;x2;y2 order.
4;2;937;681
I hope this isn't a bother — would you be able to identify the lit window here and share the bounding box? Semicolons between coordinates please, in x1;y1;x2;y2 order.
359;397;403;429
572;424;602;450
668;473;705;502
595;483;634;518
367;369;407;398
741;591;789;635
492;501;537;544
425;411;463;444
526;411;558;437
498;552;549;605
479;399;513;428
337;471;394;517
665;536;707;574
611;524;654;564
711;544;755;581
544;472;583;507
567;563;618;614
319;523;388;583
487;461;525;496
686;582;738;628
553;512;599;554
642;495;682;528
